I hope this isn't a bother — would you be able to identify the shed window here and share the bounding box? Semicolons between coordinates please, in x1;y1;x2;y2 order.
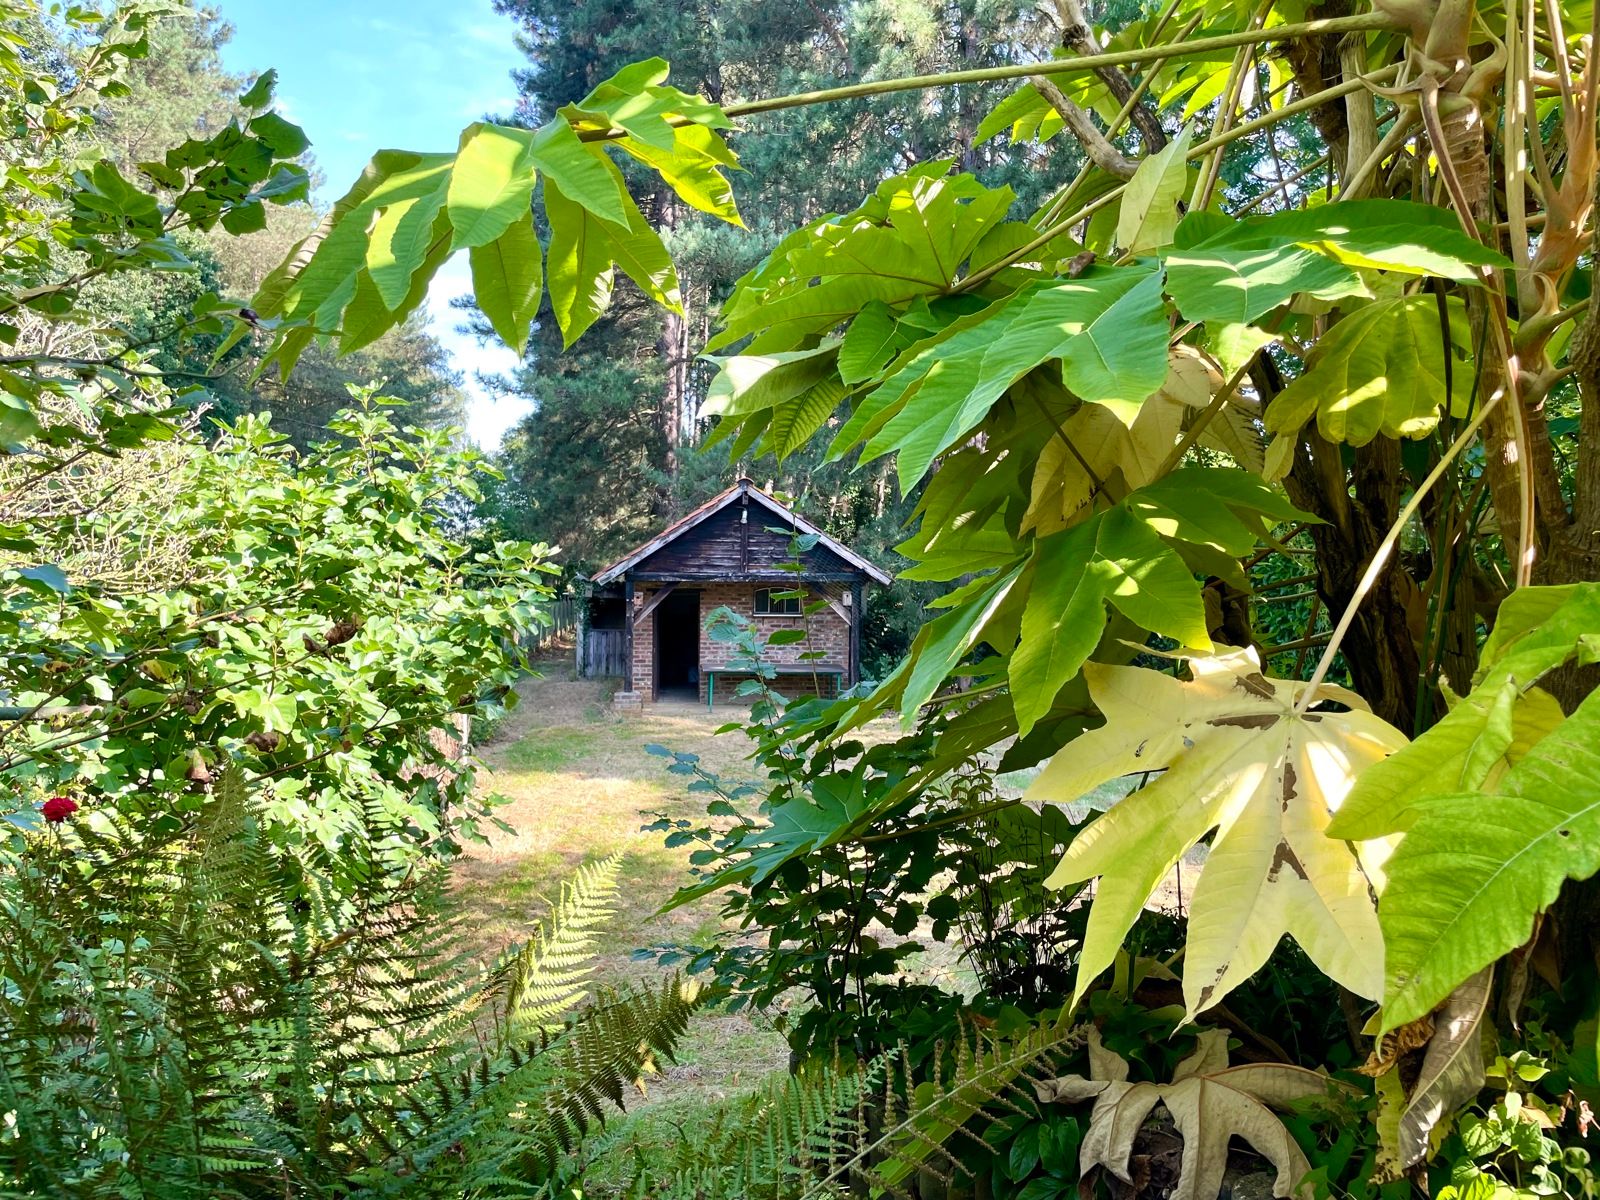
753;587;802;616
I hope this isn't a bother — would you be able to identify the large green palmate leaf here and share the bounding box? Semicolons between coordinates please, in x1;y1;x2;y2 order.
1329;583;1600;841
837;299;927;384
1266;296;1472;445
1011;505;1211;736
859;266;1169;490
614;123;741;225
1126;465;1314;587
251;62;736;362
1060;270;1172;423
896;375;1066;580
708;170;1014;353
543;178;617;347
1372;688;1600;1032
1028;649;1407;1016
1324;584;1600;1032
560;57;733;148
340;207;454;354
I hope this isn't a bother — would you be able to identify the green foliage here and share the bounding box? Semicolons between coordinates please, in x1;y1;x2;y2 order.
0;0;311;454
2;393;552;893
0;773;700;1196
250;59;738;364
115;0;1600;1191
1265;295;1475;445
612;1051;893;1198
1329;584;1600;1032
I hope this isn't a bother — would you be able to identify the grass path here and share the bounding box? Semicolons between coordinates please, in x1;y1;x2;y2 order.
453;656;790;1122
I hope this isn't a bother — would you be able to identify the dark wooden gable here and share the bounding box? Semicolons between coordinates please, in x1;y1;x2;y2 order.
632;501;858;580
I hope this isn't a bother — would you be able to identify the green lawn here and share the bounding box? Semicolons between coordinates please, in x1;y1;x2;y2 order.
453;657;791;1188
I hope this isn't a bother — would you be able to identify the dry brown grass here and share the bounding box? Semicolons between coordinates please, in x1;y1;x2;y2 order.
452;657;791;1111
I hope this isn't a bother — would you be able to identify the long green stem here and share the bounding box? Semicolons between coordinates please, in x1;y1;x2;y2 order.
573;12;1398;143
957;64;1402;295
722;13;1396;117
1295;387;1504;713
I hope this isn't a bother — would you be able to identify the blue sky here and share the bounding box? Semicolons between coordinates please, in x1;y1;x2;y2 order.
217;0;534;447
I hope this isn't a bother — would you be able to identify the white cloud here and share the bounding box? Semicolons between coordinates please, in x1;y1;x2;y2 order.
460;95;517;117
458;20;511;45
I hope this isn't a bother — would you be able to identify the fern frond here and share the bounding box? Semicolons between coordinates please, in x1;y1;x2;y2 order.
500;853;623;1035
808;1017;1090;1199
634;1048;889;1200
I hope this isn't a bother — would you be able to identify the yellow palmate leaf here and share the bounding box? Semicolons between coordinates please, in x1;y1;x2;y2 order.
1027;647;1407;1015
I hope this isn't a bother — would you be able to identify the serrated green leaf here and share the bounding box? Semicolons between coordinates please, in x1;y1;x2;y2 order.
1377;688;1600;1031
248;111;308;159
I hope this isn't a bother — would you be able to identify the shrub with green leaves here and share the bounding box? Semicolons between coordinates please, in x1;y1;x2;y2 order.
2;393;552;891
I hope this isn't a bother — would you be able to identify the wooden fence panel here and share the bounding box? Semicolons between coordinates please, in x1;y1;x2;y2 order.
583;629;626;677
522;596;578;657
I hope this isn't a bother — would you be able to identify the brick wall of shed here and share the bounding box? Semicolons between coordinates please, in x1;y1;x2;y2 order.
697;582;850;702
631;602;654;700
627;583;852;704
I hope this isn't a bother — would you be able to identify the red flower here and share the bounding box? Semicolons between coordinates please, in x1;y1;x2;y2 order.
40;796;77;823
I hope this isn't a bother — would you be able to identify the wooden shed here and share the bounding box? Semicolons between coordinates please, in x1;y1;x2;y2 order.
581;479;891;708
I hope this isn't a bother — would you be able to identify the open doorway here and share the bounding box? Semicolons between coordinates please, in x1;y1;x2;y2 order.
653;589;701;699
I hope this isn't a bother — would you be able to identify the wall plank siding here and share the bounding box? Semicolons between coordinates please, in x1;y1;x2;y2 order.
636;503;855;579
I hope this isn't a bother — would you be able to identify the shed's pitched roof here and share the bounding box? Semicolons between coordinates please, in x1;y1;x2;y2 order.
592;479;892;586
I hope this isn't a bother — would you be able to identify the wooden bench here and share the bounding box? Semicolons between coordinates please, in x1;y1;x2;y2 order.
704;665;845;709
